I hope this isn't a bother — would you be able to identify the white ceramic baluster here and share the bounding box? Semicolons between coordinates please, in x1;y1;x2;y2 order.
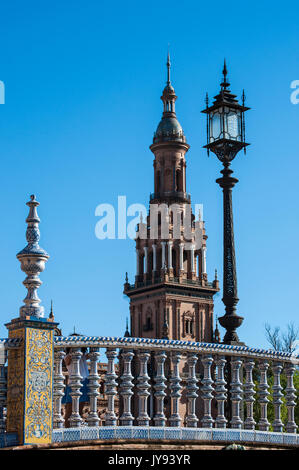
154;350;167;426
86;348;100;426
244;359;256;430
258;360;270;431
201;354;214;428
230;357;243;429
137;350;151;426
214;355;227;428
119;349;134;426
69;348;83;427
169;351;182;427
53;349;66;429
105;348;118;426
272;362;283;433
285;363;297;434
186;352;199;428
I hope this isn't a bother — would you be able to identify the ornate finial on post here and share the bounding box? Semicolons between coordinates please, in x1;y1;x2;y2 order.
213;268;219;290
125;272;128;283
124;317;130;337
214;315;221;343
17;195;49;319
49;300;54;319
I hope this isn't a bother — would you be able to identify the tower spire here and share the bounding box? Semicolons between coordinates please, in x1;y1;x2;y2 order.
17;195;49;319
152;55;187;145
166;49;171;86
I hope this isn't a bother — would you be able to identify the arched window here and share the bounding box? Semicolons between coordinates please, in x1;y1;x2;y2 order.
176;169;180;191
144;309;153;331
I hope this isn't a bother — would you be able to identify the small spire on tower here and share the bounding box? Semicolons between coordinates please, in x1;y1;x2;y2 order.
124;317;130;337
166;48;171;85
214;315;221;343
49;300;54;319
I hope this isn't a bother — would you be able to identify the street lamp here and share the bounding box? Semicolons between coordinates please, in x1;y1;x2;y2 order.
202;61;250;344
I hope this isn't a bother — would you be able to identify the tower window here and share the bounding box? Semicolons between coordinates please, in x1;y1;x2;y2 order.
176;169;181;191
143;316;153;332
185;319;194;335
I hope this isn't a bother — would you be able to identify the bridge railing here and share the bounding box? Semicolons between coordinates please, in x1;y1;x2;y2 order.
51;336;298;446
0;341;7;434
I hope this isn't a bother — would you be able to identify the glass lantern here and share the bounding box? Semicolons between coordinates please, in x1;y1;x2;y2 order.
209;106;242;143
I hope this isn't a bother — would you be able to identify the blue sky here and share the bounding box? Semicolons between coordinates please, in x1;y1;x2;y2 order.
0;0;298;348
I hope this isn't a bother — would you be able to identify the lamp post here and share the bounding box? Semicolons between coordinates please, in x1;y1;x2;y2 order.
202;61;250;344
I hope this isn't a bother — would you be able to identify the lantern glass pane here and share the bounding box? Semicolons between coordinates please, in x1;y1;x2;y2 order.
224;109;241;141
210;111;221;141
227;112;238;138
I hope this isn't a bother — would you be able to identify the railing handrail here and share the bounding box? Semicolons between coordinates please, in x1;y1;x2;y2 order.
53;335;299;364
0;338;22;349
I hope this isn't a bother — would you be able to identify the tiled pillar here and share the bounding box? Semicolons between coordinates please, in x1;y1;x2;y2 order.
6;318;57;445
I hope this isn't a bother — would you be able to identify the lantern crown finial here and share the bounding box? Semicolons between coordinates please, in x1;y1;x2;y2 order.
221;59;230;89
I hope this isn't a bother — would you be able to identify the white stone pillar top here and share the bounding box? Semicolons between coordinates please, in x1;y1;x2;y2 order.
168;241;173;269
161;241;166;269
179;242;184;271
136;249;140;276
190;244;195;273
202;246;207;274
152;244;157;272
144;247;148;274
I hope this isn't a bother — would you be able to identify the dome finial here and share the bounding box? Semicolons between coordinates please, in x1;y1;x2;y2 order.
166;47;171;85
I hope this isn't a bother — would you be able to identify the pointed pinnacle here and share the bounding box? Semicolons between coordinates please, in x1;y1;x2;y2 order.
223;59;227;78
221;59;230;89
166;48;171;85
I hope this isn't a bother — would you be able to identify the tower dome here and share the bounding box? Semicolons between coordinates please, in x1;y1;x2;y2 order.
153;53;187;144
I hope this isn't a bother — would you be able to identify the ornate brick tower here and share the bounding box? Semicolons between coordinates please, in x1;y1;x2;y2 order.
124;55;219;342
